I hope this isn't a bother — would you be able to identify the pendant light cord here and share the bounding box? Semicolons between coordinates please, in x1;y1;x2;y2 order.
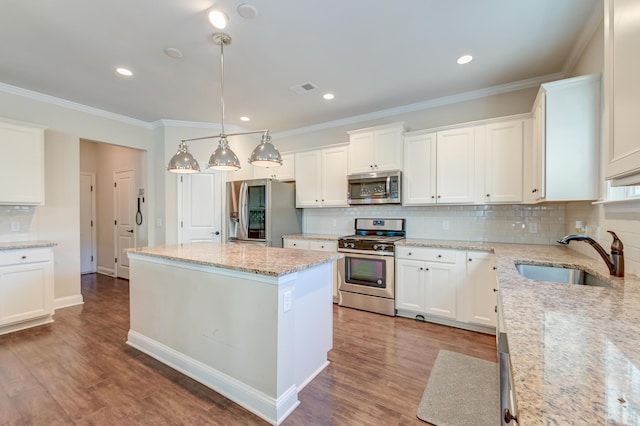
220;38;225;137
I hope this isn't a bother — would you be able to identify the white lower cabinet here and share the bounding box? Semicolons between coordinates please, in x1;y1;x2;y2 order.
0;247;54;335
395;246;497;334
283;238;339;300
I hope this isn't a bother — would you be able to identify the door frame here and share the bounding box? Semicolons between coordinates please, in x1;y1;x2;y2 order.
80;172;97;274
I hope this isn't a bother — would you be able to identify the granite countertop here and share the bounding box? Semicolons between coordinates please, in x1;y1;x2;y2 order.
282;233;343;241
400;238;640;424
126;242;343;277
0;241;57;251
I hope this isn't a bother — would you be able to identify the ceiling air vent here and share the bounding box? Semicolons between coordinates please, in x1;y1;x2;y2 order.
289;82;319;94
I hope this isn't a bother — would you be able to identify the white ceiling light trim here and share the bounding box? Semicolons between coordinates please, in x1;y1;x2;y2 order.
323;93;335;100
237;3;258;19
457;55;473;65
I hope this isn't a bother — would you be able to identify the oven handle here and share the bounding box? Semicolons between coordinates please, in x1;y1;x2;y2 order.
338;248;395;257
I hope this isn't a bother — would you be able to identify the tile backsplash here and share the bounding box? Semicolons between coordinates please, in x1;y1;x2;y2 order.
0;206;38;242
302;204;566;244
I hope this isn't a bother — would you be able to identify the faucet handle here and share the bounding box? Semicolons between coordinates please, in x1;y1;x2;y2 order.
608;231;623;252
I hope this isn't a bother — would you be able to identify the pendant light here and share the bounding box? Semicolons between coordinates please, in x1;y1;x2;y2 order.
168;32;282;173
167;141;200;173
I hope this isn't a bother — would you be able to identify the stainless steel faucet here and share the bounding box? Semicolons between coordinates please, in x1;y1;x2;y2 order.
557;231;624;277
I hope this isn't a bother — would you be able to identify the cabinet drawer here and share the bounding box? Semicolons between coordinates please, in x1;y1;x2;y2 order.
308;240;337;252
396;246;457;263
0;248;52;267
283;239;310;250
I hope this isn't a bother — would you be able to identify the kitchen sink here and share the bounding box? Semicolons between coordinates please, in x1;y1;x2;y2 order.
514;263;610;287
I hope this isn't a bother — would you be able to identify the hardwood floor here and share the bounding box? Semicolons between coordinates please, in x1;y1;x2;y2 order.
0;273;496;425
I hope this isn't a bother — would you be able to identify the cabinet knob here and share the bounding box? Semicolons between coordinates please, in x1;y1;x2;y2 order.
425;268;429;271
437;254;442;258
431;196;435;199
437;195;441;199
493;266;497;270
468;258;472;262
486;194;490;197
408;252;412;256
493;288;498;292
419;267;423;271
21;255;27;259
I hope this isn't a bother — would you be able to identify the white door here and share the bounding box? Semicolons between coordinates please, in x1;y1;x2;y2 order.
178;172;222;243
80;173;96;274
114;170;136;279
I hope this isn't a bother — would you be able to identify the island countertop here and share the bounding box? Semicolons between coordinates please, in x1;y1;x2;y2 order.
399;238;640;424
0;241;56;251
126;242;343;277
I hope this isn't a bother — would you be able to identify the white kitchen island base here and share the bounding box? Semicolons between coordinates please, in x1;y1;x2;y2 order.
126;250;335;425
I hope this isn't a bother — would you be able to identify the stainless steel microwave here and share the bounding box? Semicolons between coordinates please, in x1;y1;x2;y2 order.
347;171;401;205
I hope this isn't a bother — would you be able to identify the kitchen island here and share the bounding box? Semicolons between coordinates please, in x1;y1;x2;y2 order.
125;242;342;425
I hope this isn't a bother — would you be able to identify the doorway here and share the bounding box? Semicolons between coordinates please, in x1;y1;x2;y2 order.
80;172;97;274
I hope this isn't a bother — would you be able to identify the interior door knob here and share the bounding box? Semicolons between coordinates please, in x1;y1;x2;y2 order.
126;229;134;233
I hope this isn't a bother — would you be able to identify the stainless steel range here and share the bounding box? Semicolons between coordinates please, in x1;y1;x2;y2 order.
338;218;405;316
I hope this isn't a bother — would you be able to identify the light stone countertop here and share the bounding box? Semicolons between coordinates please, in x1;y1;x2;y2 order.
0;241;56;251
126;242;343;277
400;238;639;425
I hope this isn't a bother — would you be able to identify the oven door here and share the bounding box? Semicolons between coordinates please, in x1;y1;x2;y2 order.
338;251;394;299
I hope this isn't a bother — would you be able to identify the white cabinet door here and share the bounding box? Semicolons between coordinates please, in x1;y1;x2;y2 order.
395;259;426;313
403;132;437;205
484;120;523;203
348;123;404;173
347;132;375;174
372;127;404;172
0;119;46;205
179;172;223;243
436;127;475;204
605;0;640;182
460;251;497;328
294;151;322;207
424;261;460;320
528;95;546;202
320;146;348;207
284;238;339;301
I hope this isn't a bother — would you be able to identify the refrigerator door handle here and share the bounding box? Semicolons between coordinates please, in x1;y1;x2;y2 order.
239;181;248;240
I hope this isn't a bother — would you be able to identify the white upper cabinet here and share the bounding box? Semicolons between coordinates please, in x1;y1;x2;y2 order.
403;132;437;204
482;119;524;204
347;123;405;174
403;127;475;205
526;74;600;203
604;0;640;185
0;119;46;205
436;127;476;204
294;145;348;208
252;153;295;180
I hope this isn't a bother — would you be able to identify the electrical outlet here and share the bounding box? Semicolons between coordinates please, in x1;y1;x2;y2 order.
528;223;538;233
332;219;337;227
442;220;449;231
11;222;20;232
283;290;292;313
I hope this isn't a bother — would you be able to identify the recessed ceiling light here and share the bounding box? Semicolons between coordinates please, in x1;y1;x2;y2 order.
164;47;183;59
116;67;133;76
457;55;473;65
240;116;250;122
237;4;258;19
208;10;228;29
323;93;335;100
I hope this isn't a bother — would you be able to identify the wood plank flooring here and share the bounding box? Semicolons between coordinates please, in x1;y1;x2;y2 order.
0;273;496;425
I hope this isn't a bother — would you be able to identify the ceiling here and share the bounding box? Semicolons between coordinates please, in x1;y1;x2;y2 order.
0;0;601;133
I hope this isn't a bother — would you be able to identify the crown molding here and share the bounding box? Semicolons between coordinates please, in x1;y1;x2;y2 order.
273;72;563;139
0;82;152;128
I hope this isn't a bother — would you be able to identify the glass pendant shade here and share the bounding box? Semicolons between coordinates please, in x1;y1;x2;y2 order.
167;141;200;173
208;137;241;171
249;133;282;167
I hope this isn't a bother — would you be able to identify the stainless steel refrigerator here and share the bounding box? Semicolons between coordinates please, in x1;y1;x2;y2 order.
226;179;302;247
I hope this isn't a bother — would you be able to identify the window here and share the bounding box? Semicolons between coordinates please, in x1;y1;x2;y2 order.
607;181;640;201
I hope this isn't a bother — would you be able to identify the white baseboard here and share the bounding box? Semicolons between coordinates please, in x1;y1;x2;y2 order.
126;330;299;425
54;294;84;310
97;266;115;276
